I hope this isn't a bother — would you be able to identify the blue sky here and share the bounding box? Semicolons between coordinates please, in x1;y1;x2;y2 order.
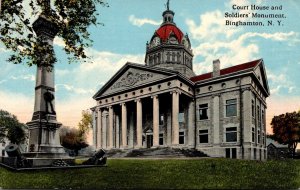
0;0;300;134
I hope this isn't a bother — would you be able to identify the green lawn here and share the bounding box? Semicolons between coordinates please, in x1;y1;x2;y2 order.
0;158;300;189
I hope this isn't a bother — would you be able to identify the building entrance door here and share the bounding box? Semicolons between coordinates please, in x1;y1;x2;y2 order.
146;134;153;148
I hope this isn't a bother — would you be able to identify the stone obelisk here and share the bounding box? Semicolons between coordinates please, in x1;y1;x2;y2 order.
26;0;65;157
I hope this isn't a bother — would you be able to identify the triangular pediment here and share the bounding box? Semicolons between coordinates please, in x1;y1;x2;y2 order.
93;62;177;99
254;60;270;95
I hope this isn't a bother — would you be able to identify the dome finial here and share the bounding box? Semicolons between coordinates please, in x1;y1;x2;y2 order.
165;0;170;10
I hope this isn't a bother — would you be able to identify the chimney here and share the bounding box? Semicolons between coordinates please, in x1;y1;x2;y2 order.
213;59;220;77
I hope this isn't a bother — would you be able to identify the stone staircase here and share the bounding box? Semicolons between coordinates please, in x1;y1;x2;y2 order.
105;147;208;158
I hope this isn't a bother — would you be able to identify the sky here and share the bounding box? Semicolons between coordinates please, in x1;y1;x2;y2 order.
1;0;300;137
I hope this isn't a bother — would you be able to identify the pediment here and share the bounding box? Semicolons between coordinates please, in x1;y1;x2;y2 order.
93;63;176;99
254;60;270;95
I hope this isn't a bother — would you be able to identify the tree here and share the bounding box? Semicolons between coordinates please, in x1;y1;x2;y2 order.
78;110;92;138
60;127;88;156
60;111;91;156
0;0;108;67
0;109;26;144
270;111;300;158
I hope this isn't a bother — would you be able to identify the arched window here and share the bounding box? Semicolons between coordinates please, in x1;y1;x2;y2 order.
158;53;161;63
167;52;170;62
177;53;181;63
172;52;175;62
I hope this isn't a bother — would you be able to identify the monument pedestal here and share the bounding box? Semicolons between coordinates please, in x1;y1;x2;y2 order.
26;113;66;158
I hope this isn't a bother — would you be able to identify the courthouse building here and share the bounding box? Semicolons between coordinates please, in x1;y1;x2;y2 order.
91;5;270;160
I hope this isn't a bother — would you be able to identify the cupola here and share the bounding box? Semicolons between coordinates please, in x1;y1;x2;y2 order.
145;0;195;78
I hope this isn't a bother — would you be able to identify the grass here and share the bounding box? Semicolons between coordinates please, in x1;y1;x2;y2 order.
0;158;300;189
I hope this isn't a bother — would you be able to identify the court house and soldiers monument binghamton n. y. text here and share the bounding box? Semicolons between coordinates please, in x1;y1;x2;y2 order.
91;1;270;160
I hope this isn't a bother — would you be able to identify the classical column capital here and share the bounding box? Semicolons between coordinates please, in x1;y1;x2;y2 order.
170;90;181;95
212;93;221;98
151;95;158;99
134;98;142;103
120;102;126;106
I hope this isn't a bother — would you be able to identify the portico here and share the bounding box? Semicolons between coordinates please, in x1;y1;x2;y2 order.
92;64;195;150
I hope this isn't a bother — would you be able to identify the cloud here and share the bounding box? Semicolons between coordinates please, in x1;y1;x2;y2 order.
10;74;35;81
267;70;296;95
56;84;95;95
129;15;161;27
186;7;299;75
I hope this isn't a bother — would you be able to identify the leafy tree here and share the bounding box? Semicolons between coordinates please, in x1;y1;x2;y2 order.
60;111;91;156
0;109;26;144
60;126;88;156
0;0;108;67
270;111;300;158
78;110;92;138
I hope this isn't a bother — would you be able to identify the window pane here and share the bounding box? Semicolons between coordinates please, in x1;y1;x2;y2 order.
226;99;236;104
199;104;208;120
226;127;236;132
226;132;237;142
232;148;237;159
200;134;208;143
226;104;237;117
178;113;184;123
200;130;208;134
226;148;230;158
159;134;163;145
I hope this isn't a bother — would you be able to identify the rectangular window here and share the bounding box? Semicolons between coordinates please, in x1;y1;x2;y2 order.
199;130;209;143
257;130;260;144
226;99;237;117
252;128;255;143
262;133;265;145
254;148;257;160
159;114;164;125
199;104;208;120
226;148;230;158
159;134;164;145
252;100;255;117
262;110;265;127
232;148;237;159
179;132;185;144
225;148;237;159
178;112;185;123
226;127;237;142
2;150;5;156
257;106;261;128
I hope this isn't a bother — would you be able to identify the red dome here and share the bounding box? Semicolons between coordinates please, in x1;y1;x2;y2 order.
156;24;184;43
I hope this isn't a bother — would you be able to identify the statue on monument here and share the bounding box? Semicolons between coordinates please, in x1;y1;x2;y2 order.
44;90;56;115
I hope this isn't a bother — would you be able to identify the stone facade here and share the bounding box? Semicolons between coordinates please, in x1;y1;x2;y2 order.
92;5;270;160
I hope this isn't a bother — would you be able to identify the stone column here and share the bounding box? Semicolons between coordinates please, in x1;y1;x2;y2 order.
136;99;143;148
97;108;102;149
213;95;220;144
108;106;114;149
102;112;107;149
188;100;195;147
129;111;134;148
153;95;159;147
172;91;179;145
121;103;127;148
115;114;120;149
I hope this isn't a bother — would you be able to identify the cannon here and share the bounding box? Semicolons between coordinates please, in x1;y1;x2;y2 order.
5;144;31;168
82;148;107;165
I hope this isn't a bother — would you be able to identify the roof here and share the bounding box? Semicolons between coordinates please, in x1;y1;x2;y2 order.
156;24;183;43
190;59;262;82
266;138;288;148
